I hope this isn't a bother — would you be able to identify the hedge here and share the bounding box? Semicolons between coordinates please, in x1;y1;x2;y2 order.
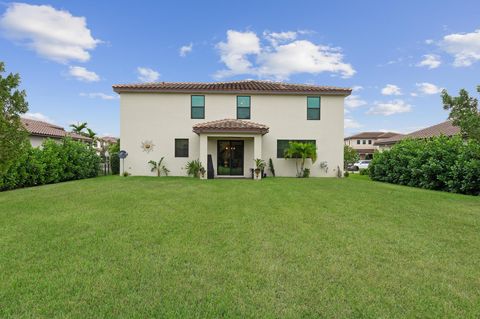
0;138;100;191
369;135;480;195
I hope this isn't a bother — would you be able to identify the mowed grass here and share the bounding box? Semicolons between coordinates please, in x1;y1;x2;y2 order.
1;176;479;318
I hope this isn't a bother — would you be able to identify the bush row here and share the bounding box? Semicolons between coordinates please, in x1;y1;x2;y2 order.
369;136;480;195
0;138;100;191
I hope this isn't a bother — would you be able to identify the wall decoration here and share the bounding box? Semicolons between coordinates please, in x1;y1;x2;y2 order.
141;140;155;153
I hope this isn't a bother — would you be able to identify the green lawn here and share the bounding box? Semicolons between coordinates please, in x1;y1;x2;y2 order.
1;176;479;318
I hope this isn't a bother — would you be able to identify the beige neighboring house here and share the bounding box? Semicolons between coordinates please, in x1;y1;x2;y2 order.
344;132;399;159
95;136;119;153
21;118;91;147
375;120;461;149
113;80;351;178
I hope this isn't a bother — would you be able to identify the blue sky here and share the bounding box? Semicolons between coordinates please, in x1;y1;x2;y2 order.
1;0;479;137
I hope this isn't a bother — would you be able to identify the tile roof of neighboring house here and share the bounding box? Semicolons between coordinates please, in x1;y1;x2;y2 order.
355;148;376;154
113;80;352;96
100;136;119;143
21;118;91;141
375;120;461;145
344;131;400;140
193;119;269;135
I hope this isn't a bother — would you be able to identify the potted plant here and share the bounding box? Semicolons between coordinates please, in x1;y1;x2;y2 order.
254;158;266;179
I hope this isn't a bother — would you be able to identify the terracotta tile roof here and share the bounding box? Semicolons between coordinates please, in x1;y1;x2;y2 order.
375;120;461;145
100;136;118;143
113;80;352;96
344;131;400;140
193;119;269;135
21;118;91;141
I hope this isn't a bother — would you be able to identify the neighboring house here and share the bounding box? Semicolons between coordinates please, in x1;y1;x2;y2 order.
95;136;119;154
21;118;91;147
344;132;399;159
113;80;351;178
375;120;461;149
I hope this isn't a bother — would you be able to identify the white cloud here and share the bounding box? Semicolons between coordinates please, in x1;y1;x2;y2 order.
344;118;362;129
80;92;117;100
345;95;367;108
137;67;160;82
417;54;441;69
215;30;261;77
367;100;412;116
352;85;363;92
381;84;402;96
22;112;55;123
425;39;434;45
179;43;193;57
416;82;442;95
263;31;297;46
440;29;480;67
215;30;355;79
68;66;99;82
410;92;418;97
0;3;100;63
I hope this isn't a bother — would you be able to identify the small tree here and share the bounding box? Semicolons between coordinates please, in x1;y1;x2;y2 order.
149;157;170;176
441;86;480;142
70;122;88;134
0;61;29;174
344;145;359;169
284;142;317;177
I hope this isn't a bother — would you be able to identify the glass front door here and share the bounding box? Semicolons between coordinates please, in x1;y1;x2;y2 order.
217;140;244;176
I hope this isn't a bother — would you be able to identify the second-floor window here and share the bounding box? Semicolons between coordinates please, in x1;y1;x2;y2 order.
357;140;361;144
307;97;321;120
237;96;251;119
191;95;205;119
368;140;372;144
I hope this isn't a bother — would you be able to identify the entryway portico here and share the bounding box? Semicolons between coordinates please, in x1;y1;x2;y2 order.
193;119;269;179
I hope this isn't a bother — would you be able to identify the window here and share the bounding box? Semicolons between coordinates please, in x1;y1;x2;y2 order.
357;140;361;144
175;139;189;157
191;95;205;119
277;139;316;158
237;96;251;119
307;96;321;120
362;140;366;144
368;140;372;144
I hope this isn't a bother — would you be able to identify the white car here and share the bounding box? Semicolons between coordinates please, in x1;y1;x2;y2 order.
353;160;371;171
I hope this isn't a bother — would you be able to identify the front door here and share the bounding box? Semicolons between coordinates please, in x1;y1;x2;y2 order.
217;140;244;175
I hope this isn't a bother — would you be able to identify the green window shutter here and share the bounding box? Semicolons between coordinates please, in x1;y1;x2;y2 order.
307;97;321;120
191;95;205;119
277;139;316;158
175;139;189;157
237;96;251;119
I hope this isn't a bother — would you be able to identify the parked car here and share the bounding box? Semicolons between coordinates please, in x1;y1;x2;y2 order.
353;160;371;171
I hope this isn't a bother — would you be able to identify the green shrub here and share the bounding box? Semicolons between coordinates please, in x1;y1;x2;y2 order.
359;168;369;176
0;138;100;191
344;171;350;177
109;141;120;175
185;159;204;178
370;136;480;195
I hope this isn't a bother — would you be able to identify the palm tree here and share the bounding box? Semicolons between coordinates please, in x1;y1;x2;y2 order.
284;142;317;177
70;122;87;134
148;157;170;177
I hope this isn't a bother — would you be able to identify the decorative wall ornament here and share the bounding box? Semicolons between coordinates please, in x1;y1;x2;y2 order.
141;140;155;153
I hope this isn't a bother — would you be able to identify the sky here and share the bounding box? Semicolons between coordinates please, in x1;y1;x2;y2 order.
1;0;479;137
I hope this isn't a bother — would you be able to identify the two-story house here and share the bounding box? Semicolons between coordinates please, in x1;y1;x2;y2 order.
344;131;399;160
112;80;351;178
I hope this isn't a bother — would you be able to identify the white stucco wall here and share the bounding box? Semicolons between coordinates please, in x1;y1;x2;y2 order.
119;92;345;177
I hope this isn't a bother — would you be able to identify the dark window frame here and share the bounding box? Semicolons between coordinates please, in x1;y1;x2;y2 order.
175;138;189;157
307;96;321;120
237;96;251;119
276;139;316;158
191;95;205;119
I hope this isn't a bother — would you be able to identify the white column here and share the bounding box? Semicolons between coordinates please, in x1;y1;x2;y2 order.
253;134;263;180
199;134;208;179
